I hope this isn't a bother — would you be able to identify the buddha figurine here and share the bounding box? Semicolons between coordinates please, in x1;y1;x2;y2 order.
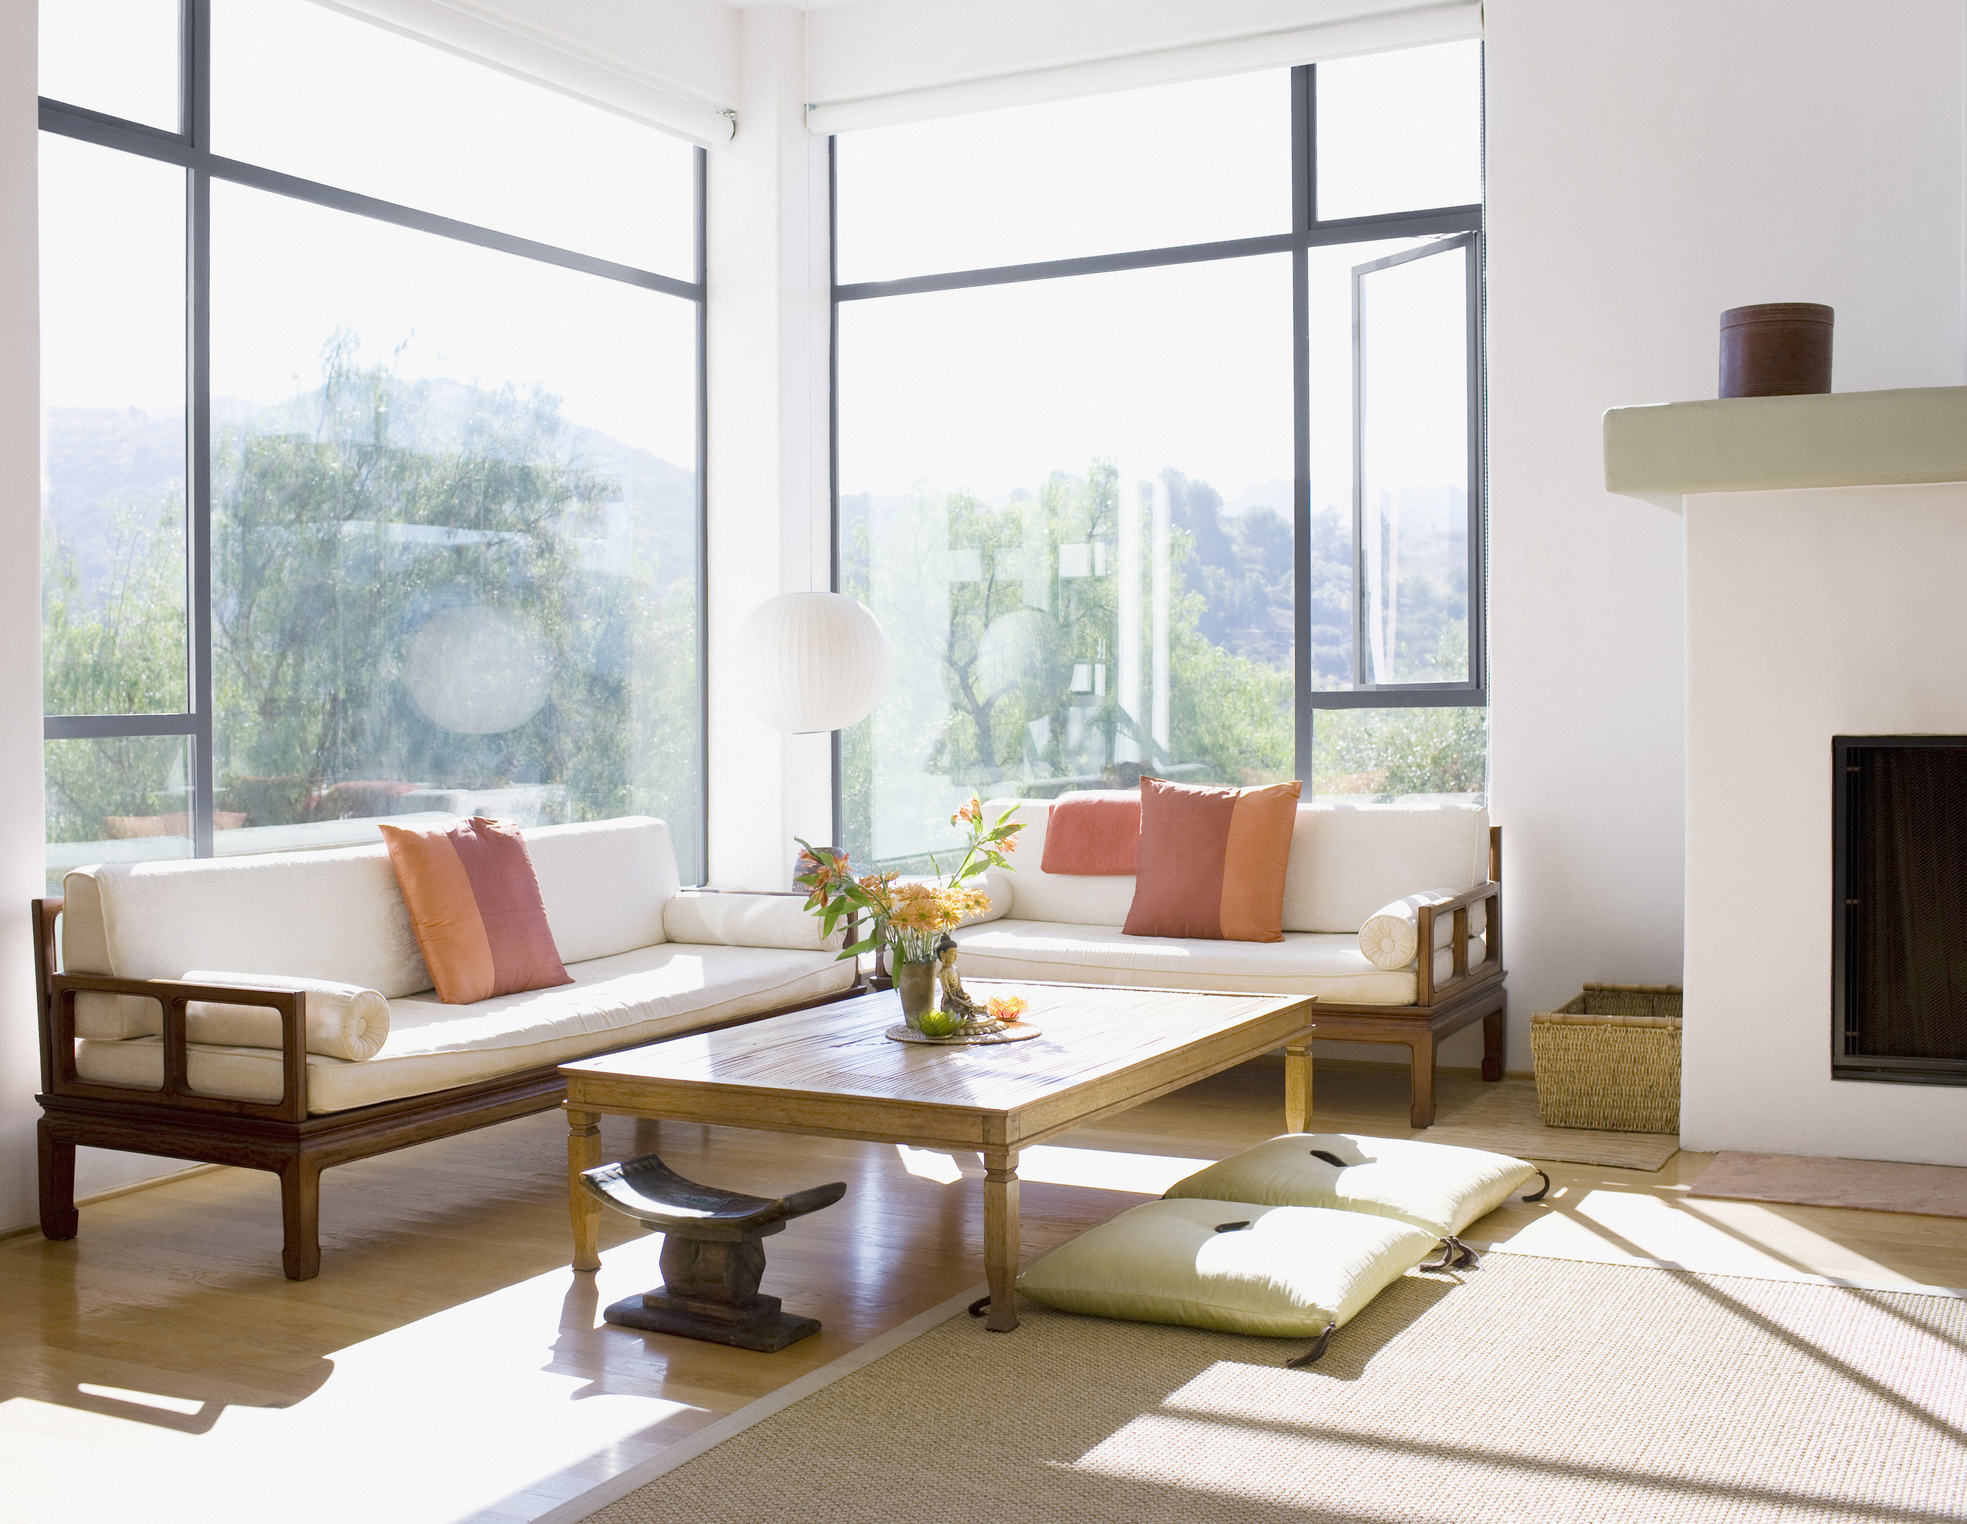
935;934;982;1022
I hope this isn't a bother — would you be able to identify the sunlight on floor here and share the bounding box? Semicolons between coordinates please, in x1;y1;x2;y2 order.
0;1240;699;1524
1489;1186;1927;1287
894;1143;1216;1195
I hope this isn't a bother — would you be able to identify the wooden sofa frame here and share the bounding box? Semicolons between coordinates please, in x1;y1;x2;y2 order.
30;896;861;1280
1308;825;1507;1128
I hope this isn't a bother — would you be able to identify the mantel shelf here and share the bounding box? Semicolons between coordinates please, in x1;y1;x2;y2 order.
1602;385;1967;510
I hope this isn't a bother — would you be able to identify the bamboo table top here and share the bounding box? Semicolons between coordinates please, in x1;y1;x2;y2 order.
560;980;1317;1153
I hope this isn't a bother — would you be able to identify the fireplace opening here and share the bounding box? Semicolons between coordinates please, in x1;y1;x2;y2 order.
1833;736;1967;1085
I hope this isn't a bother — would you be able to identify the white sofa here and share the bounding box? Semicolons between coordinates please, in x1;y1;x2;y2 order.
34;816;858;1278
951;797;1506;1125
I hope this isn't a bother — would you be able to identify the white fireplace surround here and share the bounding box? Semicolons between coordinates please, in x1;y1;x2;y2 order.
1607;386;1967;1167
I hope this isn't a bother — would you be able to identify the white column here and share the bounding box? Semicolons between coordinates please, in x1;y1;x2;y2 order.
1150;475;1170;753
705;3;833;889
1114;474;1142;764
0;0;47;1230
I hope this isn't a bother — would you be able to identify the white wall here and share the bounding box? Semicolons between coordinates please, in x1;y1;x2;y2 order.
1683;481;1967;1165
704;3;835;890
0;0;50;1233
1484;0;1966;1070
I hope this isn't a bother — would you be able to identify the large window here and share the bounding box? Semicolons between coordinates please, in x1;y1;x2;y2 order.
833;47;1484;868
39;0;706;891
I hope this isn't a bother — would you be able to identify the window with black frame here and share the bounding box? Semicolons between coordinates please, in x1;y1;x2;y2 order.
37;0;708;893
831;43;1484;871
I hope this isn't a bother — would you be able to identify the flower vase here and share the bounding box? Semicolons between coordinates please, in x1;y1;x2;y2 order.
894;959;939;1030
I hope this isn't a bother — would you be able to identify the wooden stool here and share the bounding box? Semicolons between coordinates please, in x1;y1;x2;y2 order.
580;1153;846;1352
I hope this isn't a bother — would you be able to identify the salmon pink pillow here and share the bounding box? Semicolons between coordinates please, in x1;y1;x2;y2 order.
379;816;572;1004
1122;778;1303;942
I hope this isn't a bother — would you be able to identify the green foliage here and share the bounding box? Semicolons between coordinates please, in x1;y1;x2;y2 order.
41;338;702;872
1312;703;1488;799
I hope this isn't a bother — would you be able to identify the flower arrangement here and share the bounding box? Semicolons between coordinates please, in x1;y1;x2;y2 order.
796;794;1024;967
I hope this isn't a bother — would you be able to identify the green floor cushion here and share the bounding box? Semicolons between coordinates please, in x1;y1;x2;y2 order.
1015;1198;1440;1339
1164;1132;1540;1239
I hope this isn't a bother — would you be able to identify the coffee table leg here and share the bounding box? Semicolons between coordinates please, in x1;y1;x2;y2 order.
1284;1038;1313;1134
567;1104;604;1272
983;1146;1021;1333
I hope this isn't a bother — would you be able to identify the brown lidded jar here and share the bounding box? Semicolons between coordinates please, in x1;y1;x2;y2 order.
1719;302;1833;397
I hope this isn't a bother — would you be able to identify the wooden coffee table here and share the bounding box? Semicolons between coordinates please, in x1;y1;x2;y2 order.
561;980;1315;1332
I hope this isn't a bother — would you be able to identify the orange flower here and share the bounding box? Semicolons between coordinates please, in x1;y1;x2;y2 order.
986;994;1029;1023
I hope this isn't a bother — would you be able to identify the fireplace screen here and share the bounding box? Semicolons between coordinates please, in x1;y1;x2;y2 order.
1833;736;1967;1085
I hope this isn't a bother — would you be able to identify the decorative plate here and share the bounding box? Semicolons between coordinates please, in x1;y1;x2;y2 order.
884;1021;1042;1046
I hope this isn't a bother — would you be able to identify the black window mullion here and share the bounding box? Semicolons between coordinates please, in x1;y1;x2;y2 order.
188;0;214;857
1291;65;1314;785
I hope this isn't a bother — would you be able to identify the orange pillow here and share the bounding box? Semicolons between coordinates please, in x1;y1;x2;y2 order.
379;816;572;1004
1040;790;1141;875
1122;778;1303;942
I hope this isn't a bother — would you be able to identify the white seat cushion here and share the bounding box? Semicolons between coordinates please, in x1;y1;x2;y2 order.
1016;1198;1440;1338
949;920;1419;1003
1164;1132;1539;1238
75;943;857;1114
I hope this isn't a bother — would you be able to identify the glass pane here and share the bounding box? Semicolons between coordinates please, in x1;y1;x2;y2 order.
1310;707;1486;802
835;71;1293;284
210;183;703;878
46;736;195;893
1317;40;1481;221
1356;240;1471;686
40;0;181;131
1302;234;1439;691
211;0;695;279
837;255;1294;869
40;133;189;716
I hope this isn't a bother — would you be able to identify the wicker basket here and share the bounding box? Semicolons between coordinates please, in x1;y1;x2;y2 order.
1531;983;1682;1134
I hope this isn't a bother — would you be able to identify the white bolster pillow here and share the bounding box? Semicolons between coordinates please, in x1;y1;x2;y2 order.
663;891;844;951
1358;891;1489;971
180;971;391;1061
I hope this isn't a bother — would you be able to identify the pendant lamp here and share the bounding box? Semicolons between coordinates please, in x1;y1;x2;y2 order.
736;591;890;734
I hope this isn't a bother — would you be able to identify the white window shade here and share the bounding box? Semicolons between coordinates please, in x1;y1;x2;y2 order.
313;0;737;146
806;0;1481;136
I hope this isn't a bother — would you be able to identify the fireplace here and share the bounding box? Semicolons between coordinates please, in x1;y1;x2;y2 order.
1833;736;1967;1086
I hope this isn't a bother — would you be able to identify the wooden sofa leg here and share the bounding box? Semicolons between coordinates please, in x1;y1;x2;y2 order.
1483;1000;1507;1083
279;1158;323;1281
1408;1035;1438;1130
38;1120;79;1241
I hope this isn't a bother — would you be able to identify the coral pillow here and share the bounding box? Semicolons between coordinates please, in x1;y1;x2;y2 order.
379;816;572;1004
1040;790;1141;875
1123;778;1302;942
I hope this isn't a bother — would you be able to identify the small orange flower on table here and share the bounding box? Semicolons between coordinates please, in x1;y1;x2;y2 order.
986;994;1029;1024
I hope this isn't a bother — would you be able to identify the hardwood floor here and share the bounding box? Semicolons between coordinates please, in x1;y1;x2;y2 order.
3;1060;1963;1524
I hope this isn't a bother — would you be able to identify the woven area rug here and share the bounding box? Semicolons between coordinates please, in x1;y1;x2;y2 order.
1692;1151;1967;1218
559;1254;1967;1524
1420;1077;1679;1170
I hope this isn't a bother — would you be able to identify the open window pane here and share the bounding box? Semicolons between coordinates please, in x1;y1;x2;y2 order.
1316;40;1482;221
39;0;181;131
1354;237;1474;688
45;736;195;893
834;72;1293;284
209;183;703;877
1311;707;1486;802
836;255;1294;868
212;0;695;279
40;133;189;717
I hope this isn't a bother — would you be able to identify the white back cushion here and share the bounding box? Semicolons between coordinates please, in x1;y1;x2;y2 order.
980;800;1137;926
83;846;432;997
1281;803;1490;933
983;796;1490;934
524;817;678;963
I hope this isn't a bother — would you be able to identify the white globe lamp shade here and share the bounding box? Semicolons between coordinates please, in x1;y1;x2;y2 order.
736;592;890;734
